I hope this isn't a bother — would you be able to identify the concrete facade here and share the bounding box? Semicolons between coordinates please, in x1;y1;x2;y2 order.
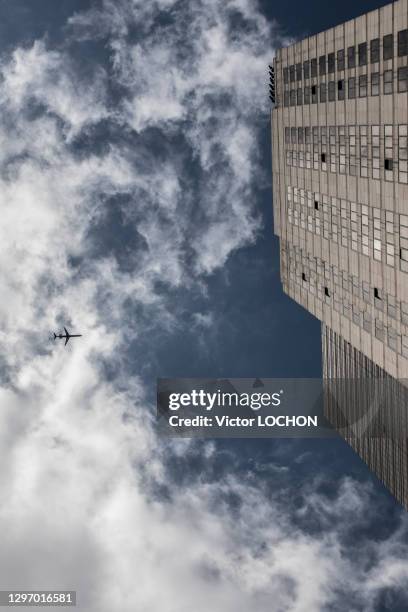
271;0;408;507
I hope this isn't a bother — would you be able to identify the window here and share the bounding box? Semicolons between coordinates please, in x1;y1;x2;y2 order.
337;49;345;70
302;272;307;282
311;84;317;103
338;79;345;100
310;58;317;77
383;34;393;60
359;74;367;97
348;77;356;98
398;125;408;184
385;159;393;170
371;71;380;95
384;70;393;94
324;287;330;297
347;46;356;68
297;88;302;105
289;65;295;82
285;127;290;143
319;55;326;75
298;127;303;143
374;287;381;300
370;38;380;63
372;125;380;179
296;63;302;80
283;67;289;84
321;153;326;163
328;52;335;73
304;86;310;104
398;66;408;92
358;42;367;66
291;127;297;143
303;60;310;79
384;125;393;181
314;200;319;210
284;90;289;106
290;89;296;106
328;81;335;101
320;82;327;102
398;29;408;56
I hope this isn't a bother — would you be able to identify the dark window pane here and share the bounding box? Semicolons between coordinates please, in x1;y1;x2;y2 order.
348;46;356;68
290;89;296;105
289;65;295;82
298;127;303;143
358;42;367;66
311;84;318;103
320;82;327;102
385;159;393;170
296;63;302;80
398;29;408;56
319;55;326;75
337;49;345;70
338;79;345;100
328;80;336;101
303;60;310;79
284;90;289;106
370;38;380;63
296;87;302;105
285;127;290;143
304;86;310;103
310;58;317;77
283;67;289;84
348;77;356;98
398;66;408;92
383;34;393;60
359;74;367;97
371;72;380;95
291;127;296;143
384;70;393;94
328;52;335;73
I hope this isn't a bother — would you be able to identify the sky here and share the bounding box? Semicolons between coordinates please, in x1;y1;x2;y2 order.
0;0;407;610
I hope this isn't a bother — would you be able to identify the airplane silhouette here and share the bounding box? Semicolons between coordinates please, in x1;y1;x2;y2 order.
53;327;82;346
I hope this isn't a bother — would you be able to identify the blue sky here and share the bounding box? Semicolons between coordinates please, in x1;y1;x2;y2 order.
0;0;407;610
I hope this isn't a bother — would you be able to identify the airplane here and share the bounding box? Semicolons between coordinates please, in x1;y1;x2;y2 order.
53;327;82;346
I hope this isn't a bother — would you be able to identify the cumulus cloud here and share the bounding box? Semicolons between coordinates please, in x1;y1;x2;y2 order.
0;1;407;611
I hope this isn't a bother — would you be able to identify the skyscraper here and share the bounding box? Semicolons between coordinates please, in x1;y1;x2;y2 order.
271;0;408;508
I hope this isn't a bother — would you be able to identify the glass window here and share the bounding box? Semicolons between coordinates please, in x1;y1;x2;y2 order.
398;66;408;92
383;34;393;60
328;52;335;73
284;90;289;106
311;84;318;103
296;63;302;80
359;74;367;97
358;42;367;66
328;80;335;101
384;70;393;94
347;46;356;68
319;55;326;75
310;58;317;77
370;38;380;63
320;82;327;102
303;60;310;79
291;127;297;143
290;89;296;105
337;79;345;100
348;76;356;99
398;29;408;56
371;72;380;95
283;67;289;84
304;86;310;104
337;49;345;71
298;127;303;143
289;65;295;82
285;127;290;143
296;87;302;105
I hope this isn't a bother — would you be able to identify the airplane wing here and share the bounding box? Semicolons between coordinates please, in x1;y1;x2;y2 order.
64;327;69;336
65;336;70;346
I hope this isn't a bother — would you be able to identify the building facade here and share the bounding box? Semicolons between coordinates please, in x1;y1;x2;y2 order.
271;0;408;507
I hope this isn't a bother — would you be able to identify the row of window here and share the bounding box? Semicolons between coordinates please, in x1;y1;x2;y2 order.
284;124;408;184
281;242;408;356
285;185;408;271
283;67;408;106
283;30;408;84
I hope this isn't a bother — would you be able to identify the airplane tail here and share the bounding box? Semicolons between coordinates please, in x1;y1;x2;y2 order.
53;333;57;340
